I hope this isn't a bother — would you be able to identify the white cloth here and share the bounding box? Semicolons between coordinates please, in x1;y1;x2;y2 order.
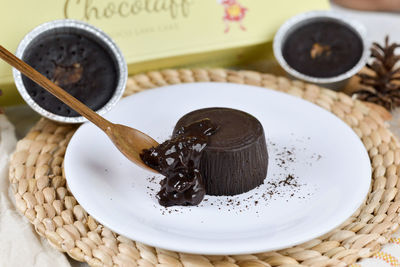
352;230;400;267
0;114;71;267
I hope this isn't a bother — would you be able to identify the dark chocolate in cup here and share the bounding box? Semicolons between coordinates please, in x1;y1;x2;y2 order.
13;19;127;123
273;11;369;90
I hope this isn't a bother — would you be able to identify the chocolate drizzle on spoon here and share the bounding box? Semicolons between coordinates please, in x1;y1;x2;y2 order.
140;119;217;207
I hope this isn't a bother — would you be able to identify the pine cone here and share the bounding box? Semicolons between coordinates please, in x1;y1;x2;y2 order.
353;36;400;111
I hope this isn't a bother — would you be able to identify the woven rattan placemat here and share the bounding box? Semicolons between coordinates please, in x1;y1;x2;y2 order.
9;69;400;267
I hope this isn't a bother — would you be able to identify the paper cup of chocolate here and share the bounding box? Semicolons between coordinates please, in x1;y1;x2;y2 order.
273;11;369;90
13;19;127;123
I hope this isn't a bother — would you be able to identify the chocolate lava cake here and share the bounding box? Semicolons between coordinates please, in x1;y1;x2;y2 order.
174;107;268;196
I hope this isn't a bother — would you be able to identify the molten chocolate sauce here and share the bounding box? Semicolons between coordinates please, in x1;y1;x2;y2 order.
140;119;217;207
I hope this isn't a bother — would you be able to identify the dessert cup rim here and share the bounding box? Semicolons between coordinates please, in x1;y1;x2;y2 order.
273;10;369;86
13;19;127;124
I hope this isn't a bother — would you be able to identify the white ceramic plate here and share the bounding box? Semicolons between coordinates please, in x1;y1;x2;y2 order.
65;82;371;255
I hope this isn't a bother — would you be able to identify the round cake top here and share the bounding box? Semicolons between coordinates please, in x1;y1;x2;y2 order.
174;107;264;151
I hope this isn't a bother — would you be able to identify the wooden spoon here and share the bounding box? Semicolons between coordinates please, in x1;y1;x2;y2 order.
0;45;159;173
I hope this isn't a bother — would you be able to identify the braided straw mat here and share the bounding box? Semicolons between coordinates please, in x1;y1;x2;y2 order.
8;69;400;267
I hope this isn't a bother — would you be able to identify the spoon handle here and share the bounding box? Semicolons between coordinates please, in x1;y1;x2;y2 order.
0;45;112;131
